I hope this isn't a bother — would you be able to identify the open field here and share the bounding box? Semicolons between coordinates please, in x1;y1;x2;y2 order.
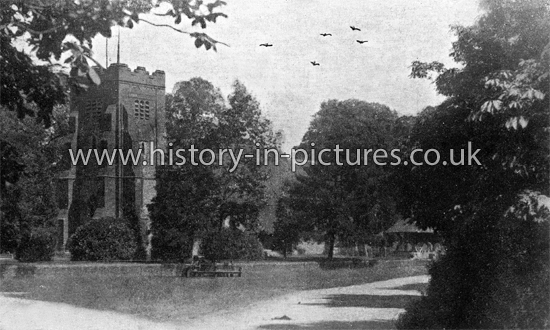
0;259;429;323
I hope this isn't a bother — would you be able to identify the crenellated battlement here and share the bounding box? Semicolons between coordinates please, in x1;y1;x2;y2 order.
101;63;165;87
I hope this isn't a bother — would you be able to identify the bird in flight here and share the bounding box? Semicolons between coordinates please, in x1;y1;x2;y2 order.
356;40;368;44
320;33;332;37
311;61;320;66
259;43;273;47
350;26;361;31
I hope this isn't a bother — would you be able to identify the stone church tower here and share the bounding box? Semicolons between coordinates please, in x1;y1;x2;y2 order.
55;63;165;257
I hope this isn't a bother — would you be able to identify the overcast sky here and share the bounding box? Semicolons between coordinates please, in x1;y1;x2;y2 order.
92;0;481;152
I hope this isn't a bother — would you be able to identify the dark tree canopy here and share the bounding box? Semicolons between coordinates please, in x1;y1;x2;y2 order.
278;100;404;258
397;1;549;328
149;78;278;260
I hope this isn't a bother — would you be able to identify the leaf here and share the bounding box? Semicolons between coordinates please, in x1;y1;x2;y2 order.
492;99;502;111
195;38;203;48
533;90;545;100
518;116;528;128
192;17;207;29
505;117;518;130
484;79;496;88
205;13;228;23
181;6;193;19
481;101;491;113
87;68;101;85
207;0;227;12
175;14;182;25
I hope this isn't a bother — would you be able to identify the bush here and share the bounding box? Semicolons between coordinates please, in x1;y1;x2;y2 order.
396;211;550;329
201;229;264;261
15;229;55;262
151;229;193;262
67;217;137;261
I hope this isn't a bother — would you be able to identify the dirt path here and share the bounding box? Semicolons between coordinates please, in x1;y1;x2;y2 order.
0;275;428;330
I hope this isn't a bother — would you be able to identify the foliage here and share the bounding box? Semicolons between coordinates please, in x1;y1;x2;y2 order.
271;179;305;257
150;228;193;262
397;200;549;329
0;0;227;125
201;229;264;262
397;0;549;328
0;108;67;253
67;217;137;261
149;78;278;259
15;228;55;262
281;100;403;258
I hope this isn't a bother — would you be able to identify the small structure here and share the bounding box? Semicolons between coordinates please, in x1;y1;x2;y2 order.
384;219;441;259
182;256;242;278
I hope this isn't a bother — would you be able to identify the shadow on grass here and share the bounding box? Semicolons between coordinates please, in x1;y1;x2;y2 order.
302;294;419;309
258;319;395;329
386;282;428;293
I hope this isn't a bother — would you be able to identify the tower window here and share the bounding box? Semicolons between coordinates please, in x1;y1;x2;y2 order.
134;100;150;121
86;100;103;120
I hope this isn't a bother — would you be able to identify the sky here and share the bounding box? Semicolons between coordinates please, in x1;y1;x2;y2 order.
92;0;482;152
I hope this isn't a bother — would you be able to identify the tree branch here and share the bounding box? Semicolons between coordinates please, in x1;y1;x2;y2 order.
139;18;190;35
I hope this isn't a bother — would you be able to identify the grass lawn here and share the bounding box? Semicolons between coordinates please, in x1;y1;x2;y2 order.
0;259;428;323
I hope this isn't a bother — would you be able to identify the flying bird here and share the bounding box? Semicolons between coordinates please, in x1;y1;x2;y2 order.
320;33;332;37
356;40;368;44
350;26;361;31
259;43;273;47
310;61;320;66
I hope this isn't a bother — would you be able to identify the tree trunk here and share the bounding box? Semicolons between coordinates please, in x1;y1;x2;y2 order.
327;233;335;260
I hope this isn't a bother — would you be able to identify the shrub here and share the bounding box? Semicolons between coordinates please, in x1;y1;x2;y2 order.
151;228;193;262
201;229;264;261
15;228;55;262
396;211;550;329
67;217;137;261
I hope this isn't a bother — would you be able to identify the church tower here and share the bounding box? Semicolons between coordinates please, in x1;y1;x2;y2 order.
55;63;166;257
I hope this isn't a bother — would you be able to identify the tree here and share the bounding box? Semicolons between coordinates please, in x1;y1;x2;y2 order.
1;0;227;125
149;78;279;260
397;1;549;328
272;179;309;257
284;100;402;259
0;107;68;252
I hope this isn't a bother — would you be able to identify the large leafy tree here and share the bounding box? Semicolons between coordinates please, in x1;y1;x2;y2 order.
0;106;69;252
397;0;549;328
0;0;227;125
271;178;311;257
283;100;402;259
149;78;278;260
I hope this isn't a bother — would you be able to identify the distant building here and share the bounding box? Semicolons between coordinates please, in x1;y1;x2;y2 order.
384;218;440;258
55;63;166;256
